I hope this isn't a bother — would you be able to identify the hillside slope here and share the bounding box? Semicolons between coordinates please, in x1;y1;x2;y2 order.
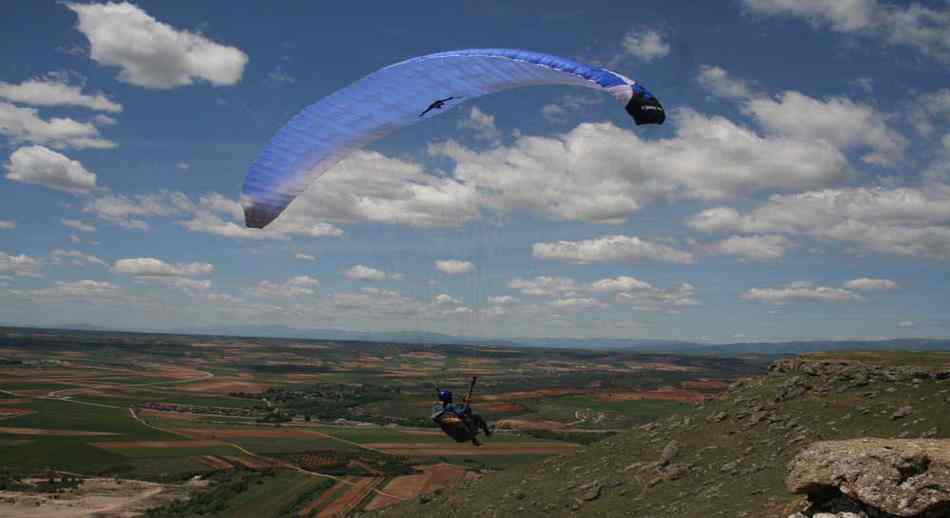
370;352;950;517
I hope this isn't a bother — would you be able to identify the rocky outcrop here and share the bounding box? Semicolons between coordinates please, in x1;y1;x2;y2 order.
787;439;950;517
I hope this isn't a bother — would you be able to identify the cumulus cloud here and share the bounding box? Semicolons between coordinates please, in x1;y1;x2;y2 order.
621;28;671;61
0;103;115;149
435;259;475;275
434;293;462;305
909;89;950;138
509;276;580;297
487;295;516;304
0;75;121;112
703;235;792;261
741;281;861;303
295;252;316;261
433;112;848;224
279;150;480;228
83;191;191;229
550;297;606;309
687;185;950;260
5;146;97;193
743;91;906;165
51;249;106;267
541;93;602;124
741;0;950;63
843;277;899;291
66;2;248;89
13;279;119;300
590;276;653;292
697;66;906;164
533;235;694;264
61;219;96;232
458;107;500;142
0;252;42;278
113;257;214;277
0;220;15;229
344;265;399;281
254;276;319;297
697;65;754;100
615;282;700;311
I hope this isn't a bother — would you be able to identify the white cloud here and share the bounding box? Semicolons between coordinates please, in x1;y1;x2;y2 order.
12;279;120;300
687;185;950;260
267;65;295;85
66;2;248;89
697;65;754;100
615;282;700;311
113;257;214;277
0;220;14;229
0;76;121;112
458;107;500;142
5;146;97;193
910;89;950;138
61;219;96;232
344;265;397;281
0;103;115;149
590;276;653;292
0;252;42;278
433;112;848;224
434;293;462;305
743;91;906;165
295;252;316;261
435;259;475;275
84;191;191;229
254;276;319;297
621;28;671;62
533;235;694;264
741;281;861;303
487;295;516;305
550;297;606;309
51;249;106;267
93;115;117;126
509;276;580;297
542;93;602;124
741;0;950;63
842;277;899;291
281;150;480;228
898;320;916;328
703;234;792;261
697;66;906;164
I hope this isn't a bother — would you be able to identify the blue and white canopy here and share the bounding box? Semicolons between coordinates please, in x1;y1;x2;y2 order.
242;49;664;229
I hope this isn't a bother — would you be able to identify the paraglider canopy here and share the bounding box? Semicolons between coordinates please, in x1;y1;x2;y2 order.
242;48;665;229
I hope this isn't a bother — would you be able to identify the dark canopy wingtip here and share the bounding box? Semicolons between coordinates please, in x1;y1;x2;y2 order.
244;204;275;229
626;95;665;126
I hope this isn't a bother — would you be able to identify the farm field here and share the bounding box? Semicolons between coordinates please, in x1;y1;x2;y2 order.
0;326;769;516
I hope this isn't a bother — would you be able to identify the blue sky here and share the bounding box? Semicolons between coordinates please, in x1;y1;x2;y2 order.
2;0;949;342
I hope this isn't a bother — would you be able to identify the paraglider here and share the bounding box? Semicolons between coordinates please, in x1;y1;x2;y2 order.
241;48;665;229
432;377;491;446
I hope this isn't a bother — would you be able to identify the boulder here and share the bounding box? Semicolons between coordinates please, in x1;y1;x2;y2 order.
787;439;950;517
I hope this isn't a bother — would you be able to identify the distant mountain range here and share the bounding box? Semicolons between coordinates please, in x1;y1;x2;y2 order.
29;322;950;355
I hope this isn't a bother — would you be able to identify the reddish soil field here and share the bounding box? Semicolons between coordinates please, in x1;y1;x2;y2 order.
221;455;274;470
480;402;523;413
172;427;329;439
0;426;118;436
595;387;714;403
365;463;467;511
94;440;223;449
361;442;577;456
0;408;33;417
200;455;234;470
481;388;590;401
681;379;731;390
400;352;446;360
494;419;566;431
299;479;349;516
0;399;29;404
178;380;269;394
316;476;381;517
624;361;701;372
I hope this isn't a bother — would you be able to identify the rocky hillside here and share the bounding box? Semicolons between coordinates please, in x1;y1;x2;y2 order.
369;352;950;518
